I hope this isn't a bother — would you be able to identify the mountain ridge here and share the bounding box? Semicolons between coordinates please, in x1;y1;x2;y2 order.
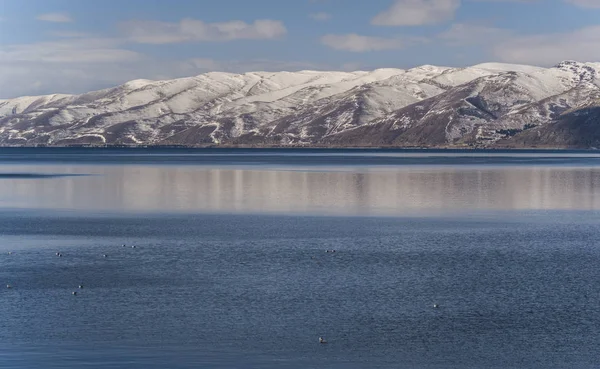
1;60;600;148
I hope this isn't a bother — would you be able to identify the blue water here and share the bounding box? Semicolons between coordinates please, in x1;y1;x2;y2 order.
1;149;600;368
0;147;599;168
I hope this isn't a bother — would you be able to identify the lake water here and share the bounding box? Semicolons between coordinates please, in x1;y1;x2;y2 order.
1;148;600;369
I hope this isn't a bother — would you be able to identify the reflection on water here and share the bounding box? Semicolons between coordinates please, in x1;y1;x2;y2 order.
1;164;600;215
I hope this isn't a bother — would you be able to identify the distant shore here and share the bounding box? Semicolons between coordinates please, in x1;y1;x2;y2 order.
0;144;595;150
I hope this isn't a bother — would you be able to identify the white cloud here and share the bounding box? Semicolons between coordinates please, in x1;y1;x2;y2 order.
438;23;513;45
36;13;73;23
119;18;287;44
0;58;150;98
371;0;460;26
321;34;409;52
492;25;600;65
564;0;600;8
0;36;146;97
469;0;538;2
181;58;324;73
0;38;140;64
0;15;294;98
48;31;92;38
0;34;328;98
0;51;360;98
471;0;600;8
309;12;332;21
438;22;600;66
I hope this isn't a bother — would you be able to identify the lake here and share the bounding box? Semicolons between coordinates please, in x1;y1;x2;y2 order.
1;148;600;369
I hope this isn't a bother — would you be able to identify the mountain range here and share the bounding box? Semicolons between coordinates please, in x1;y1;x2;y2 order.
1;60;600;148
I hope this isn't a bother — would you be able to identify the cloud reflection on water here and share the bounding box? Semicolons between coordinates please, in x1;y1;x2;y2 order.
1;165;599;215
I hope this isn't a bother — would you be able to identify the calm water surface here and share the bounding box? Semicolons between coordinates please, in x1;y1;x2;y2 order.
1;148;600;369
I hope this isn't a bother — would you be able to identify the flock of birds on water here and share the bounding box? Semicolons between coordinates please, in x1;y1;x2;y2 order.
5;244;137;295
5;245;441;345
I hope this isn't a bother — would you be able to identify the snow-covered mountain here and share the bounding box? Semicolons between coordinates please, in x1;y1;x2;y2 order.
1;60;600;148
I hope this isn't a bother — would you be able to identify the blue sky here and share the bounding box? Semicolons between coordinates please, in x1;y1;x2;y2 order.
1;0;600;98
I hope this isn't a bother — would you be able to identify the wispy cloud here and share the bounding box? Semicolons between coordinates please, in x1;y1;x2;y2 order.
469;0;539;2
321;34;412;52
492;25;600;65
0;29;329;98
438;23;513;46
563;0;600;8
372;0;460;26
0;35;144;97
49;31;92;38
181;58;324;73
0;38;140;64
36;13;73;23
119;18;287;44
309;12;331;21
472;0;600;7
0;53;335;98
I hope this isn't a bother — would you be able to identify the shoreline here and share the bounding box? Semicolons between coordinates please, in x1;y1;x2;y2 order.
0;144;597;151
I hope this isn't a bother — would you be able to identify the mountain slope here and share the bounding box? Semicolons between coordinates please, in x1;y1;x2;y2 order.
1;60;599;148
495;103;600;148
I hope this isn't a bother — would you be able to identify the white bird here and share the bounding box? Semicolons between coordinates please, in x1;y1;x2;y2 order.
78;285;84;289
7;252;12;255
319;337;327;344
72;291;77;296
433;304;439;308
6;284;12;289
103;254;107;258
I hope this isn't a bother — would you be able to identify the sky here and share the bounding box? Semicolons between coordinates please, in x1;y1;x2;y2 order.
1;0;600;98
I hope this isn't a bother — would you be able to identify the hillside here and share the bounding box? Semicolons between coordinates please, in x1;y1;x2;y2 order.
1;60;599;148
